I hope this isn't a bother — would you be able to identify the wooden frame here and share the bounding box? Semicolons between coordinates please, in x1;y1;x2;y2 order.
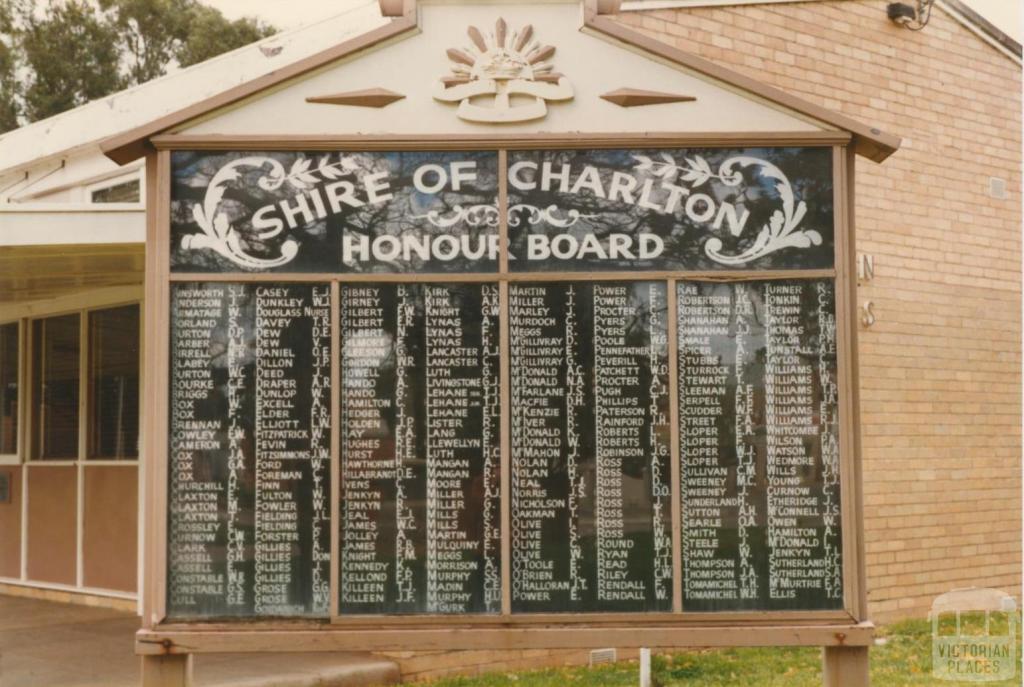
140;136;870;657
0;285;144;599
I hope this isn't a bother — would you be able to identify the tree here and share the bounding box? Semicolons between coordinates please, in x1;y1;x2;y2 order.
99;0;191;85
0;0;276;133
98;0;275;80
175;4;272;68
20;0;123;122
0;0;23;130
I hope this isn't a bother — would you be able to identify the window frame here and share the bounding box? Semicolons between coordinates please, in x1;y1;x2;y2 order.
0;285;143;600
29;312;82;463
86;171;145;206
86;303;142;462
144;136;866;649
25;300;143;465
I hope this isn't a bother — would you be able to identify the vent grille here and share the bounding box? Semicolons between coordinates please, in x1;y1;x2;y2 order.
990;177;1008;200
589;648;617;666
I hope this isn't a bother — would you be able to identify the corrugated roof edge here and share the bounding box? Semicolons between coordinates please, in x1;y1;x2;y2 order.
0;0;386;176
100;0;898;165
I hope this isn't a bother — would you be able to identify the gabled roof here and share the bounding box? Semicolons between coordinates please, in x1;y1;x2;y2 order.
99;0;898;163
0;0;390;177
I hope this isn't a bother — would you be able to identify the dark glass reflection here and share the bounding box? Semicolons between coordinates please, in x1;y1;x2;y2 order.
170;151;499;275
32;315;80;460
508;148;834;272
0;323;18;455
338;283;501;615
89;305;140;459
677;279;842;611
166;283;331;619
509;282;672;613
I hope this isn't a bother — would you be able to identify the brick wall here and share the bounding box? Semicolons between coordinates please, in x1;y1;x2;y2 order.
615;0;1021;623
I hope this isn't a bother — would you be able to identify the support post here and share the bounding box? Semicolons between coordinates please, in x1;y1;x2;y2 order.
822;646;869;687
141;654;193;687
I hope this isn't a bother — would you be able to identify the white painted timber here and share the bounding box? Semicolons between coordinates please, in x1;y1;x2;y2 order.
181;3;830;136
0;204;144;246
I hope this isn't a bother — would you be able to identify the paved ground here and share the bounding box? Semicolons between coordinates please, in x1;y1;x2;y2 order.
0;595;400;687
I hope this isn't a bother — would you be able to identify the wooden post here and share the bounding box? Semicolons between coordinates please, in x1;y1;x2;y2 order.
822;646;869;687
141;654;193;687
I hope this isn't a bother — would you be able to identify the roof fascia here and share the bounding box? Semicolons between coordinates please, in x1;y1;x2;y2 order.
100;6;418;165
584;0;900;161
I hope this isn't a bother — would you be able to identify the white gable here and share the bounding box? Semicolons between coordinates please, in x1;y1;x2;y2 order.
180;2;829;137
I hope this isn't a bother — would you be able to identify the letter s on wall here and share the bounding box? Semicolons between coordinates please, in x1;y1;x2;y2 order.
861;300;876;328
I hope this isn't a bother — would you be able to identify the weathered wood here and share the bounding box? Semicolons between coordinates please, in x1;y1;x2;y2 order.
136;622;875;655
822;646;869;687
140;654;193;687
149;132;852;152
165;270;838;284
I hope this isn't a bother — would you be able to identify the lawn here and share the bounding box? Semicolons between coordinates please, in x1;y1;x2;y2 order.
424;618;1021;687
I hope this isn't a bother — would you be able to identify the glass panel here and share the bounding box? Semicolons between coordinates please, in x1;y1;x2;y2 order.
338;283;502;614
170;151;500;274
166;283;332;618
0;323;18;455
509;282;672;613
508;147;834;272
91;179;141;203
32;315;80;460
89;305;140;459
677;279;842;611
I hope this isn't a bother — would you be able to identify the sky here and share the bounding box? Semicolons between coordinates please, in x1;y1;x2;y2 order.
200;0;1020;42
199;0;352;30
967;0;1021;42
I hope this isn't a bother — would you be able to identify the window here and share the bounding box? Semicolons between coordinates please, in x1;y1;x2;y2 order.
31;314;80;460
89;305;140;459
90;179;141;204
0;323;17;455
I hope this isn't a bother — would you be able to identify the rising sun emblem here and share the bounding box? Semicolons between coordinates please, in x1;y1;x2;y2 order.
433;19;573;123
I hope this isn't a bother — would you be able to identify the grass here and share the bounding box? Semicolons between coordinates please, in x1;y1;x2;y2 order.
423;617;1022;687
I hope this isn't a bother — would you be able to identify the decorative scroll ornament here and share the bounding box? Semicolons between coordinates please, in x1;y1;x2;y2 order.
433;19;573;123
411;204;500;228
633;153;822;265
184;154;356;268
508;203;596;228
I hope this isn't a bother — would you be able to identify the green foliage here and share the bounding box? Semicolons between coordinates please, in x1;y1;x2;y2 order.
99;0;192;85
175;4;274;69
0;0;276;133
0;1;19;131
420;616;1023;687
20;0;123;122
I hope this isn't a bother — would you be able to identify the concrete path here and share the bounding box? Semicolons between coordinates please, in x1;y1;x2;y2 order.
0;595;400;687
